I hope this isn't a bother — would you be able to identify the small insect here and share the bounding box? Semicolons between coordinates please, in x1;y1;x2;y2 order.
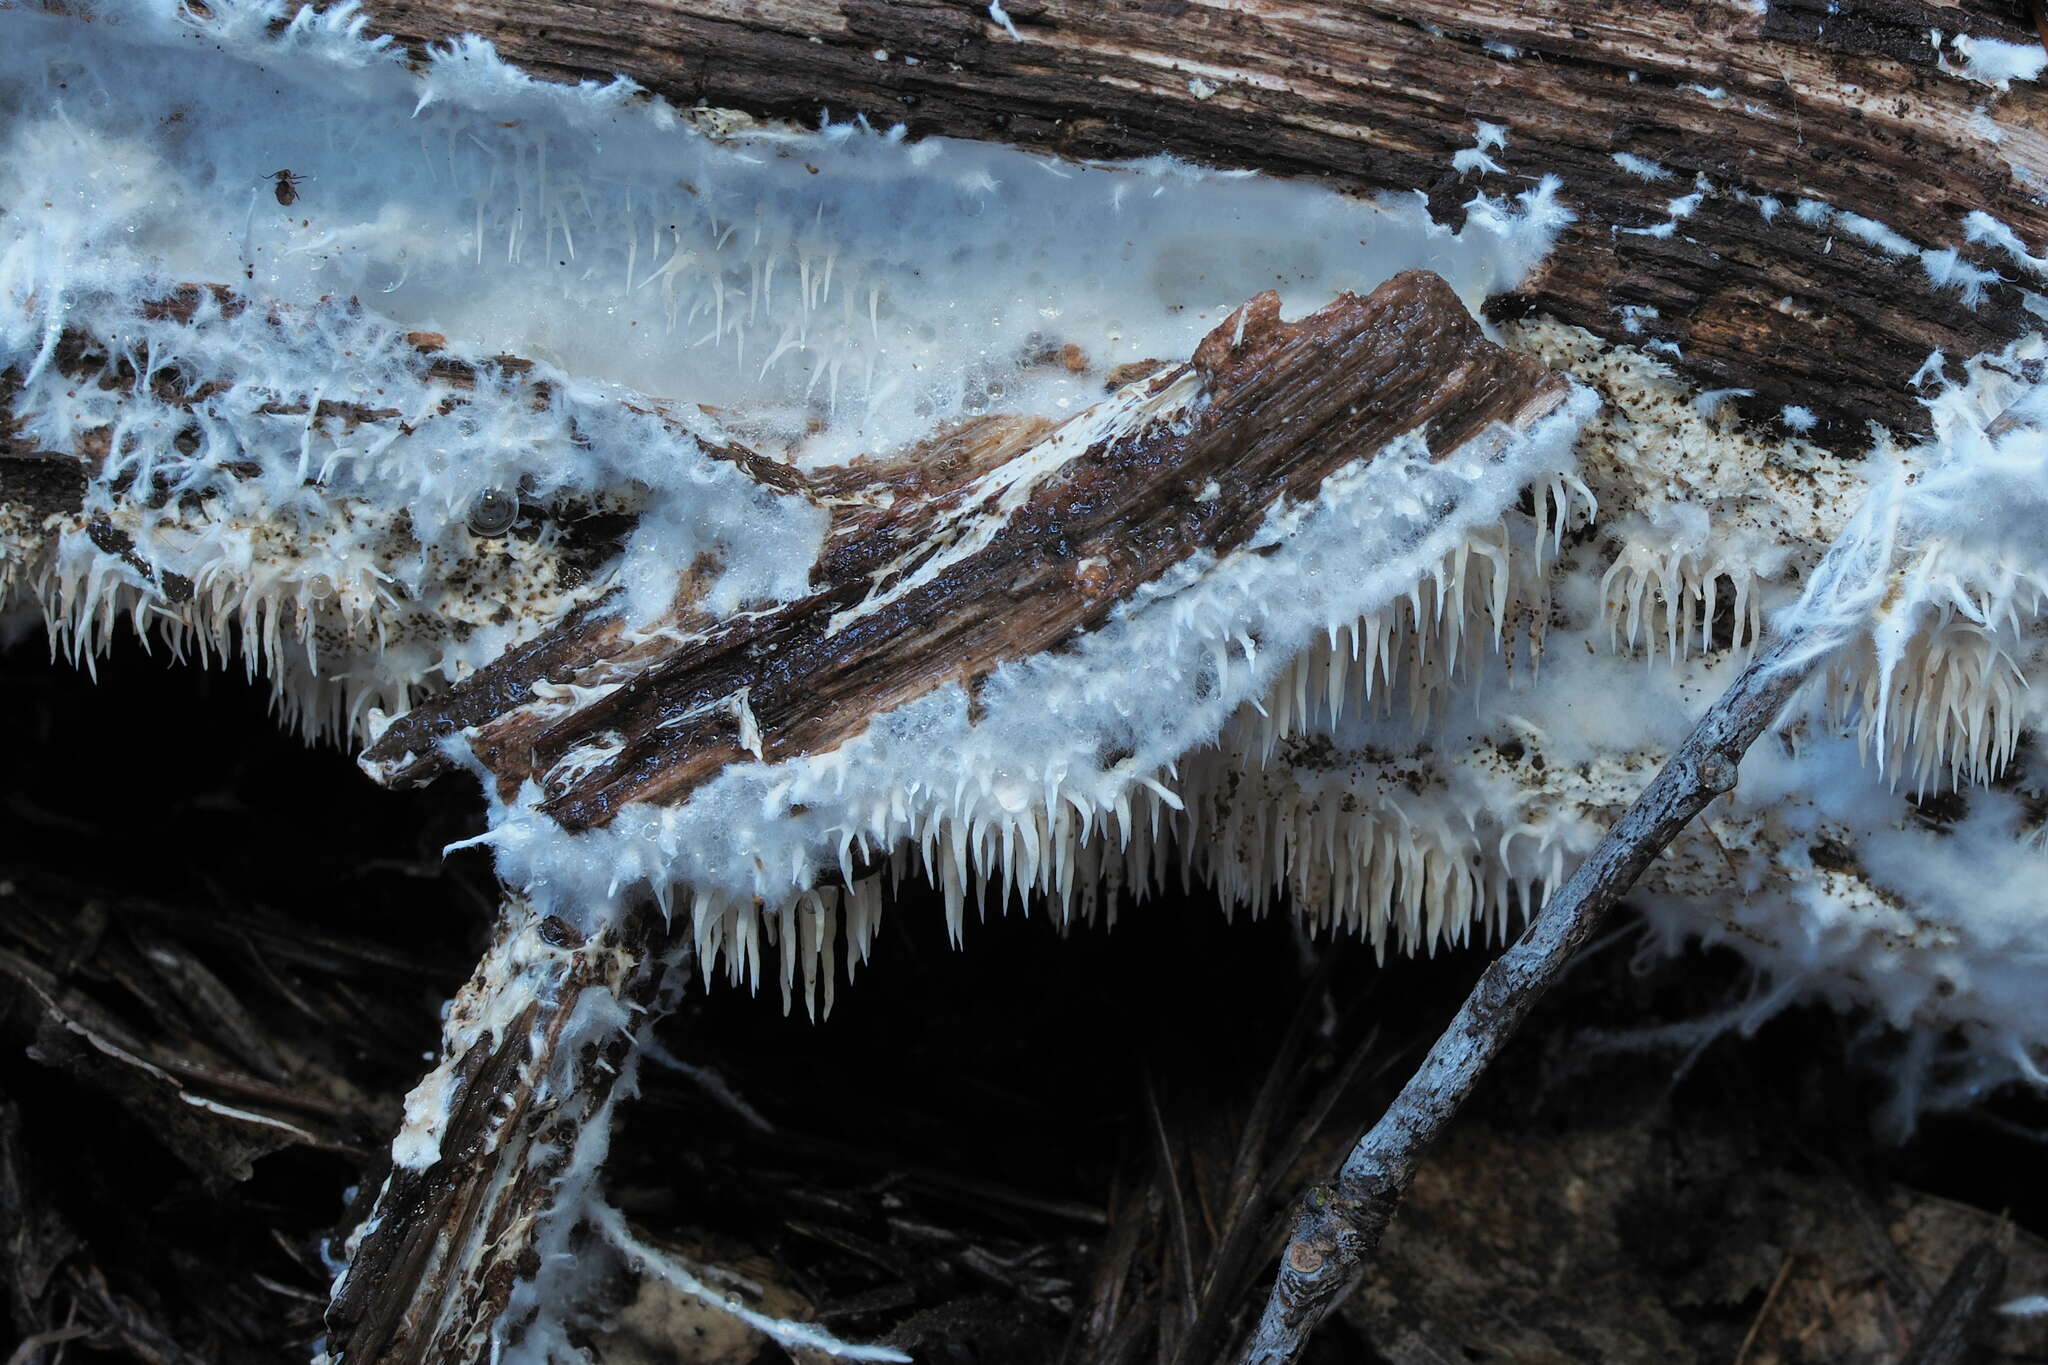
268;169;309;206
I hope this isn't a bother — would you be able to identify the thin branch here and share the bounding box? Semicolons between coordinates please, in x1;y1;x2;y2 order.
592;1204;913;1362
1237;622;1822;1362
1145;1074;1200;1337
1901;1241;2008;1365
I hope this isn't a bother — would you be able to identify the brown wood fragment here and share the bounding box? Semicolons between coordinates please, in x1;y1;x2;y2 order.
324;898;677;1365
341;0;2048;449
361;271;1571;830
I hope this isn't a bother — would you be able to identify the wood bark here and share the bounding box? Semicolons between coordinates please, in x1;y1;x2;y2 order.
351;0;2048;452
360;271;1570;827
324;899;676;1364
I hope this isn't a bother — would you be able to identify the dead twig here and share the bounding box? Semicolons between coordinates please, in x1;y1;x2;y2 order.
1900;1241;2009;1365
1238;622;1821;1362
1732;1250;1799;1365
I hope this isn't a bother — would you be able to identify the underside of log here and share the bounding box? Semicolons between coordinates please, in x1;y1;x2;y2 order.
351;0;2048;451
359;271;1569;827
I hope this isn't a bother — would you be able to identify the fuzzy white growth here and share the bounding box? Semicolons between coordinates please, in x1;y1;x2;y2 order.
1630;717;2048;1124
1612;152;1674;182
1810;487;2045;793
2;0;1581;747
0;244;819;733
1941;33;2048;91
1452;122;1510;175
1459;175;1576;285
592;1205;912;1360
1228;472;1596;753
1788;200;2003;305
477;390;1599;991
0;0;1544;467
456;459;1599;1019
1770;336;2048;791
1965;210;2048;277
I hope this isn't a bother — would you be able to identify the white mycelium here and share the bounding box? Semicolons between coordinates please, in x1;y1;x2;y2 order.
7;0;2048;1354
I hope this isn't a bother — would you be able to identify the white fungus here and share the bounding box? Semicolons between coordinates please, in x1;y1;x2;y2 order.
1942;33;2048;91
9;0;2048;1354
1612;152;1675;181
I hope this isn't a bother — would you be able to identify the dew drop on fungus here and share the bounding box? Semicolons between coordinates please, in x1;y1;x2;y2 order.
466;488;519;537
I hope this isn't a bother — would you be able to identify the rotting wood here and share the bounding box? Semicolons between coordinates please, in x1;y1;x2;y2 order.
324;897;676;1365
344;0;2048;450
359;271;1571;827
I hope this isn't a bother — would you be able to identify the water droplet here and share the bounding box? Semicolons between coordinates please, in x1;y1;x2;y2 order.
466;488;518;537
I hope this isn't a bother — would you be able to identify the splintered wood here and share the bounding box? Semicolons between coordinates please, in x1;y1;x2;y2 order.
361;270;1570;828
324;900;674;1365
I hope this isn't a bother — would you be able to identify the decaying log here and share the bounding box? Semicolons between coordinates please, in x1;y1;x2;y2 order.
361;270;1569;826
16;4;2048;1358
352;0;2048;450
332;269;1570;1359
324;898;677;1364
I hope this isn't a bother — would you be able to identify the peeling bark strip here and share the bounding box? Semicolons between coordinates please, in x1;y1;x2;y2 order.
354;0;2048;448
363;271;1569;828
325;899;674;1365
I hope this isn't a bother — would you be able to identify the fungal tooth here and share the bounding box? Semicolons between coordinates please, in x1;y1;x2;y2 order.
778;896;794;1015
799;901;821;1021
942;852;966;947
820;904;838;1019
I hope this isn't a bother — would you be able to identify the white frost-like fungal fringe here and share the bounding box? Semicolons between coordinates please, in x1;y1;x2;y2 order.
3;0;1576;743
476;391;1599;958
